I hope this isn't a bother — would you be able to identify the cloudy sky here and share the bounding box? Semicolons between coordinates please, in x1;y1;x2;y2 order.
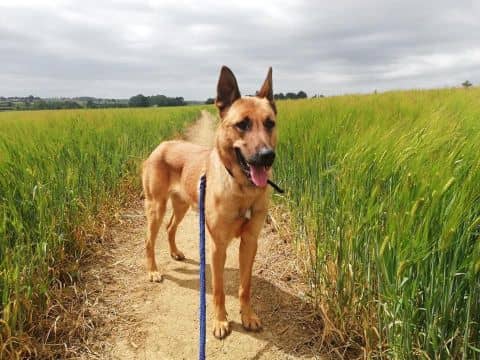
1;0;479;100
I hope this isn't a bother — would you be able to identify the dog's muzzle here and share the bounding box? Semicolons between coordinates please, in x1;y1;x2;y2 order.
248;147;276;167
234;147;275;187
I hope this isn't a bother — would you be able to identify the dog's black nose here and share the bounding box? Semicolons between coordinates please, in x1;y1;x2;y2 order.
249;148;276;167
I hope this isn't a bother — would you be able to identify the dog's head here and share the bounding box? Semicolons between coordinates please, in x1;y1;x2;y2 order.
215;66;277;188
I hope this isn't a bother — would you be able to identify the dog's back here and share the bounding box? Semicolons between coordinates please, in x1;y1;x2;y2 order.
142;140;210;205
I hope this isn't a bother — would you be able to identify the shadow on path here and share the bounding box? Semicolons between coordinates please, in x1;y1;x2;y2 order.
164;259;328;359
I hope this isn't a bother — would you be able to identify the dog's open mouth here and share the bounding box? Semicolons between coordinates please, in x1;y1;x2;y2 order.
234;148;269;187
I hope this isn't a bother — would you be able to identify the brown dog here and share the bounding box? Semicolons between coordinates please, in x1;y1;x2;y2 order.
141;66;277;339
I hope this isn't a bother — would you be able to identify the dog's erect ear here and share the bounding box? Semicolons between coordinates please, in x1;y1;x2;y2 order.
215;66;241;118
257;67;276;114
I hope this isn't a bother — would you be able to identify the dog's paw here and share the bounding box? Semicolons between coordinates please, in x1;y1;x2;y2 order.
148;271;164;282
241;311;262;332
213;320;230;339
170;250;185;261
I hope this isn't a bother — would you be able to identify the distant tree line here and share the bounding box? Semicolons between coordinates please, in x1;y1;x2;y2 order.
25;100;83;110
86;100;128;109
0;95;42;102
274;91;308;100
204;90;308;104
0;94;187;111
129;94;186;107
2;100;85;110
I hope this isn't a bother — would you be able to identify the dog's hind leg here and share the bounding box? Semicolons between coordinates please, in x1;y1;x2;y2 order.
166;193;189;260
145;196;167;282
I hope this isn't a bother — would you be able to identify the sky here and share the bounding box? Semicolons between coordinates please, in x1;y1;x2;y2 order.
1;0;479;100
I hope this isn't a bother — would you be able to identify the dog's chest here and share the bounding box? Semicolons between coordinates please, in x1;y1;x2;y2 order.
232;195;257;221
216;190;258;221
230;207;253;238
239;207;252;220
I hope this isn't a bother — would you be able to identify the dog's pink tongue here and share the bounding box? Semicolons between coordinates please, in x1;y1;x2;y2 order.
249;165;268;187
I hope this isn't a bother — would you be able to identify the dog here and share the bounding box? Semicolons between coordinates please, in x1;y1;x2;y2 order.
141;66;278;339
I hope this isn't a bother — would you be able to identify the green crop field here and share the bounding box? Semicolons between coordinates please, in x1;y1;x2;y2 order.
1;88;479;359
0;107;199;356
274;88;480;358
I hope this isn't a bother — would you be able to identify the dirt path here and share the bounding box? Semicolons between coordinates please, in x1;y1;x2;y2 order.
81;111;325;359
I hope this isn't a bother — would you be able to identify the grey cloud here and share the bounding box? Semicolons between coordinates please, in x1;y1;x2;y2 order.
0;0;479;99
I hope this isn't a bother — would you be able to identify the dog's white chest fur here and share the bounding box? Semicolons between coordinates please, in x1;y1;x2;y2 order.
239;207;252;220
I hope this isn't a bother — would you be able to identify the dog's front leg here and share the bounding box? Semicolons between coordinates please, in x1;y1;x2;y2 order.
210;240;230;339
239;210;266;331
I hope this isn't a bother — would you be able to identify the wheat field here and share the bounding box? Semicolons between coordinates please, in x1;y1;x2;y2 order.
274;88;480;358
0;107;200;355
1;88;479;358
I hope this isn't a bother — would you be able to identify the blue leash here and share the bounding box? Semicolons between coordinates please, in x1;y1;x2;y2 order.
198;175;207;360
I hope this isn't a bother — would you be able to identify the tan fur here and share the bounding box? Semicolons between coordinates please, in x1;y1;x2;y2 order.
141;66;277;339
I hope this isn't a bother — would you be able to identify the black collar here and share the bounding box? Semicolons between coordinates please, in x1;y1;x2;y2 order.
224;166;285;194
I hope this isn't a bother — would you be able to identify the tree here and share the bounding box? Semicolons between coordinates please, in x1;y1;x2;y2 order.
32;100;47;110
129;94;149;107
172;97;185;106
462;80;472;88
148;94;167;106
145;94;185;107
205;98;215;104
63;101;82;109
296;90;307;99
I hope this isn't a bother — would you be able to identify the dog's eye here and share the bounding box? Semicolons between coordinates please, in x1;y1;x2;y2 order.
235;118;251;131
264;119;275;130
